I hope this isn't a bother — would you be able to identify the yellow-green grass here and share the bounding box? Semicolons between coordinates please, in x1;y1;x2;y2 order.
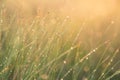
0;2;120;80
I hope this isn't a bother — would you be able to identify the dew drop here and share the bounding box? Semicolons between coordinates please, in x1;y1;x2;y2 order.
30;47;32;50
111;67;114;70
66;16;70;19
101;73;104;76
0;19;3;24
111;21;115;24
16;49;18;52
63;61;67;64
86;57;88;60
38;64;41;66
93;69;96;72
93;49;96;52
83;77;88;80
61;78;63;80
71;47;73;50
110;59;113;62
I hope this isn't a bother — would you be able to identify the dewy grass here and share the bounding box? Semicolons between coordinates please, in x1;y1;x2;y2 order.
0;2;120;80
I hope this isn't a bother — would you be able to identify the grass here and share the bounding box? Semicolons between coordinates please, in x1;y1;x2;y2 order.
0;1;120;80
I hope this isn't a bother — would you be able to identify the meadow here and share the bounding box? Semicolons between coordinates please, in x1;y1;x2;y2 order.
0;0;120;80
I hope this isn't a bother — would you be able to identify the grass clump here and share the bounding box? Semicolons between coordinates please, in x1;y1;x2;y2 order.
0;1;120;80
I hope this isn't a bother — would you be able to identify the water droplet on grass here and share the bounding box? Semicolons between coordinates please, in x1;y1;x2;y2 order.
110;59;113;62
63;61;67;64
71;47;73;50
93;69;96;72
111;21;115;24
82;77;88;80
86;57;88;60
61;78;63;80
111;67;114;70
101;73;105;76
66;16;70;19
0;19;3;24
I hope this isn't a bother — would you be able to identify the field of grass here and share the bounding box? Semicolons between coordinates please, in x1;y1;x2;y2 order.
0;0;120;80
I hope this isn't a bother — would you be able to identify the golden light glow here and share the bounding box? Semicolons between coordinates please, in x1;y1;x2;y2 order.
3;0;119;25
62;0;117;18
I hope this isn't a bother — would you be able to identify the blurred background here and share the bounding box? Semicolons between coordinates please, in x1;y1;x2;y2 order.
0;0;120;80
